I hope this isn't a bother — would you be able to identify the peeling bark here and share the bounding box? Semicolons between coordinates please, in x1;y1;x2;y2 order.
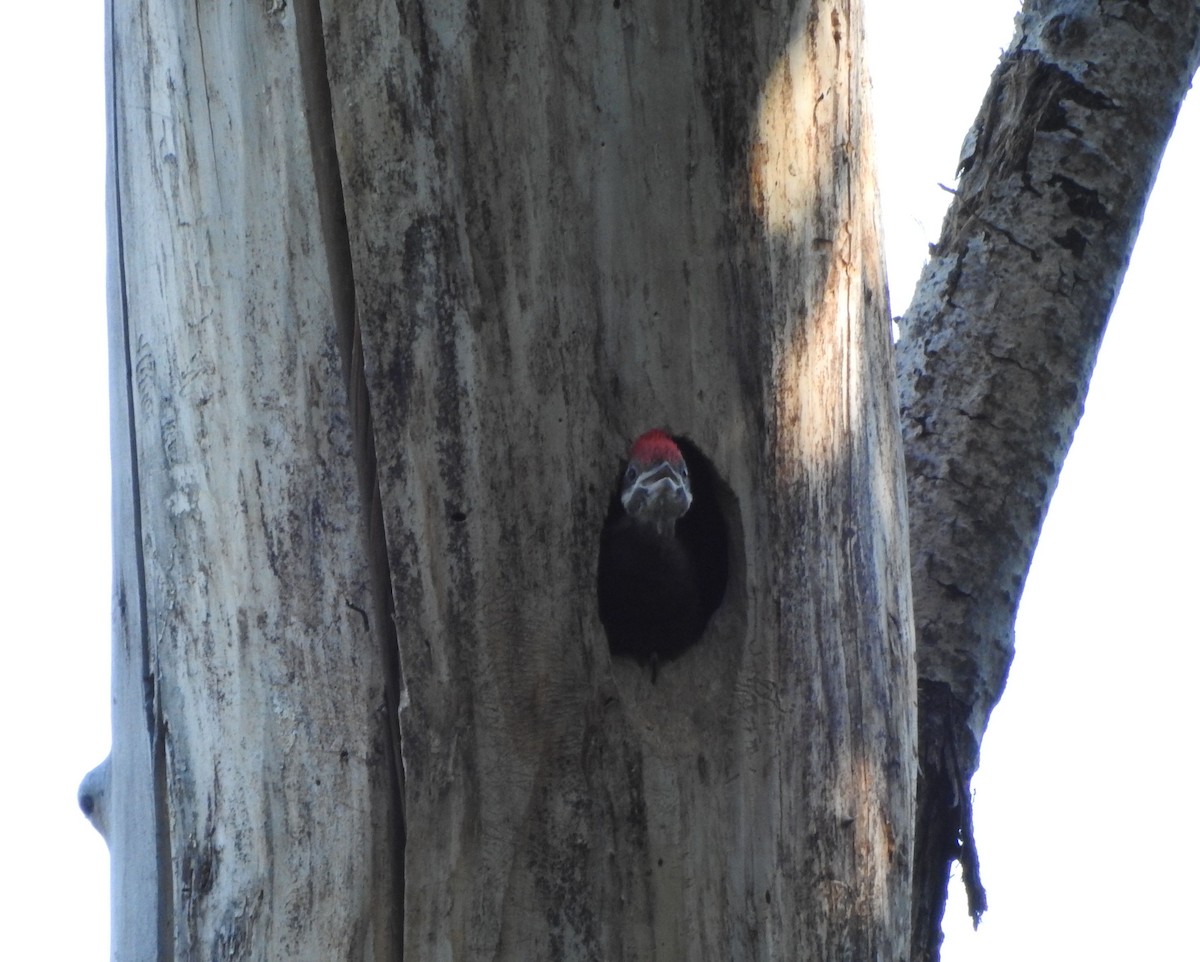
898;3;1200;958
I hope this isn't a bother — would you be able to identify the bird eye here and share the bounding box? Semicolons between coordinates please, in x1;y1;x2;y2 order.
624;464;637;484
680;462;689;479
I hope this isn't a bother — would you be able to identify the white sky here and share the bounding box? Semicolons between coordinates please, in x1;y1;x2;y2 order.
1;1;1194;957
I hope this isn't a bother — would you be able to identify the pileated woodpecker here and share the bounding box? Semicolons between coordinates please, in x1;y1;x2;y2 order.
597;430;729;675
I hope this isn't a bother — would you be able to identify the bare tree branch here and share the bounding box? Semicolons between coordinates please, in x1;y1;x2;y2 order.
899;3;1200;959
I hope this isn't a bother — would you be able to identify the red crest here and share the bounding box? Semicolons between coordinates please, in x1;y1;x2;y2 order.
628;429;683;465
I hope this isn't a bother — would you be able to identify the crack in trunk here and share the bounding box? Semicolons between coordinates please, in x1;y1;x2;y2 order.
293;2;406;955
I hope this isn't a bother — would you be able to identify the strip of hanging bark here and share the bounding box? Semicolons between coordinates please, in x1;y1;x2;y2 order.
911;682;986;962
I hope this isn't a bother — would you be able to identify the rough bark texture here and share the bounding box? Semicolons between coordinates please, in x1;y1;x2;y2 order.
106;0;402;957
108;0;915;959
897;3;1200;958
318;1;914;958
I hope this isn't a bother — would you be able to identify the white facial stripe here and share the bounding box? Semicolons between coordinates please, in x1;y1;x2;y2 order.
621;464;693;521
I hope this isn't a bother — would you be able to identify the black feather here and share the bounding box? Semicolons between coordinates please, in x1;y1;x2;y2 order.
597;435;729;670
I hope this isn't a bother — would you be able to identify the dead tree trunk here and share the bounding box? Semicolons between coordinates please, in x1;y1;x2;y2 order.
106;0;914;959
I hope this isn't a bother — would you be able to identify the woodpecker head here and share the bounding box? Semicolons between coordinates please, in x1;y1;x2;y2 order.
620;429;692;536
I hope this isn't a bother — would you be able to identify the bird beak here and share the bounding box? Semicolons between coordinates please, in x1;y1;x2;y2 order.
621;461;693;526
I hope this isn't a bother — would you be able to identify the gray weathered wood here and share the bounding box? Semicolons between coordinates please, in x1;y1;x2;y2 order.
108;0;920;958
319;0;913;958
106;3;166;951
106;0;401;957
